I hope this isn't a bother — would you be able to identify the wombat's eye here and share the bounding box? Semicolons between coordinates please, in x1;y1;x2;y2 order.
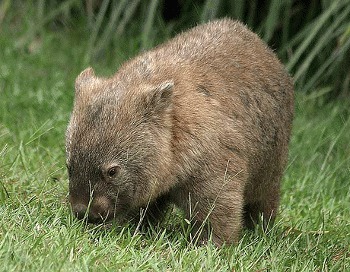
107;165;120;178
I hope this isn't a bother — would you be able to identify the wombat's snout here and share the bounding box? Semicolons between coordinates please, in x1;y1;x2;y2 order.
72;203;88;220
70;196;113;224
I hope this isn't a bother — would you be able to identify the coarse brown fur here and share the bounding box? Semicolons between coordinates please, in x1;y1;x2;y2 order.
66;18;294;246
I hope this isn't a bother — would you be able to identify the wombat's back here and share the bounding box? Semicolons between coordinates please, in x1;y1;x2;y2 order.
116;18;294;174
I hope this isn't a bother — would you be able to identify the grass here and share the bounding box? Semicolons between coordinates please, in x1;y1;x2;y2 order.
3;0;349;97
1;6;350;272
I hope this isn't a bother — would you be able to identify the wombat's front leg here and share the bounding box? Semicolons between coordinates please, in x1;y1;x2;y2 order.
174;178;245;246
200;192;244;246
134;194;171;227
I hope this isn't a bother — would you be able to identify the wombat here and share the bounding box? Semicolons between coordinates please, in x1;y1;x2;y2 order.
66;19;294;246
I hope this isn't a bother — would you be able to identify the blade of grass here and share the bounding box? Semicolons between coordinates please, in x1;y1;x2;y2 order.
84;0;110;63
16;0;79;49
303;29;350;92
85;0;94;28
200;0;221;23
229;0;245;21
116;0;141;35
25;120;54;146
94;0;128;56
0;0;11;25
281;0;293;50
246;1;257;28
293;4;350;83
141;0;159;50
286;0;345;71
263;0;284;42
320;118;350;172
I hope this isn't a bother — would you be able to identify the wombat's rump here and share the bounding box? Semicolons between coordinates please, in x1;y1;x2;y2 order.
66;19;294;246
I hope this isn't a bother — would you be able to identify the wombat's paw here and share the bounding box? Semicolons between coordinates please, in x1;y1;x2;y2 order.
186;222;210;246
188;229;226;247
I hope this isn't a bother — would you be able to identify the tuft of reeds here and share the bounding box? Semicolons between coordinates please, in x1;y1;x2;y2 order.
2;0;349;98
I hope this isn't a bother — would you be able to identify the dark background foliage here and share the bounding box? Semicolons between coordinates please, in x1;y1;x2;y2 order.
1;0;349;99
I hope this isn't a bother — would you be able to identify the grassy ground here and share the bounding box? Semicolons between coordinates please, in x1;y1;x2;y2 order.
1;19;350;272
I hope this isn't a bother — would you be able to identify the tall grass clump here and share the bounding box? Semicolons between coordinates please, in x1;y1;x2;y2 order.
2;0;349;98
199;0;350;98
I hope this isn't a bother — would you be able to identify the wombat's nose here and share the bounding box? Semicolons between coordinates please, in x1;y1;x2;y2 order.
72;203;107;223
72;203;88;220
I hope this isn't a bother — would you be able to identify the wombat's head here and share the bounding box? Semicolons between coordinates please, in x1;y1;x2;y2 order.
66;67;174;223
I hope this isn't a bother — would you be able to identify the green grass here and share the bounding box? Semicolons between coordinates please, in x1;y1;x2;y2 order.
3;0;349;97
1;8;350;272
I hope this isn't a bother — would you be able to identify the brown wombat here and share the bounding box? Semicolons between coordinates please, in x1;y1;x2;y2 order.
66;19;294;246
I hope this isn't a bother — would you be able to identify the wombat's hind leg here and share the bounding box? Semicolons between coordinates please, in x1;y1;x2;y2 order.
243;202;260;230
243;199;278;231
190;191;244;246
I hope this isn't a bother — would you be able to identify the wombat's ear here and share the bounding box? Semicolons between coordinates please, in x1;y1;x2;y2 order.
75;67;96;95
143;81;174;115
